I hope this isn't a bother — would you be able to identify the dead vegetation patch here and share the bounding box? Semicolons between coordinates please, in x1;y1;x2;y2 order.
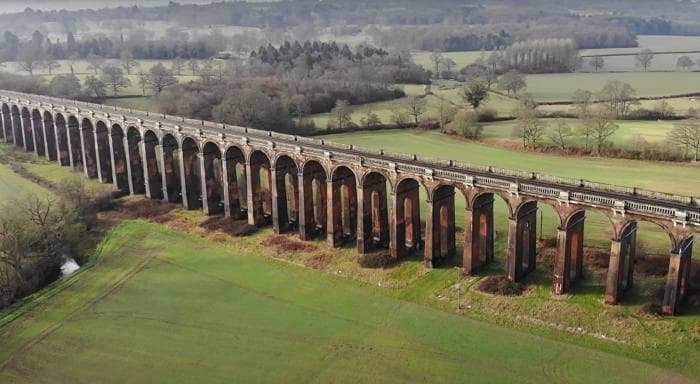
358;252;397;269
115;199;178;220
200;216;255;236
262;235;317;253
477;275;526;296
638;303;664;317
303;253;332;269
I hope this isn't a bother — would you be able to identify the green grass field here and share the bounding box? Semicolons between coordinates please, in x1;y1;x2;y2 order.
480;119;679;145
0;163;48;201
0;220;695;383
525;72;700;101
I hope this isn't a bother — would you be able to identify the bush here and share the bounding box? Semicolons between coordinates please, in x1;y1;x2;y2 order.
476;107;498;122
477;275;526;296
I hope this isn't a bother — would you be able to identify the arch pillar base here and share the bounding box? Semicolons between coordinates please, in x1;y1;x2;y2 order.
553;212;585;294
604;222;637;305
463;194;494;275
506;201;537;282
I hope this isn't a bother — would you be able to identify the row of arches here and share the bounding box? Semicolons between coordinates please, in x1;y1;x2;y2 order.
0;103;695;315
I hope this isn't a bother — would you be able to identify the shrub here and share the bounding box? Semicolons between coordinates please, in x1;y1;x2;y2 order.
477;275;525;296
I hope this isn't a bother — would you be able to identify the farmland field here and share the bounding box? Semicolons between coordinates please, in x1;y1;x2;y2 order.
525;72;700;101
0;219;695;384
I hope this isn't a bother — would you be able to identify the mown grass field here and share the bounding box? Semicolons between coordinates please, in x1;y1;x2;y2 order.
0;163;47;200
480;119;679;145
525;72;700;101
0;219;695;384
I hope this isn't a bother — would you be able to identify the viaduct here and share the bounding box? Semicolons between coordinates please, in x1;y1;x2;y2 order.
0;90;698;315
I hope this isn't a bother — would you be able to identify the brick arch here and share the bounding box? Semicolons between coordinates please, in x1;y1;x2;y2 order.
110;123;129;192
299;159;327;240
358;171;391;254
20;107;33;152
359;168;394;191
30;108;45;157
272;154;299;233
200;141;224;215
1;103;11;143
143;130;164;200
181;136;202;209
392;177;423;258
94;120;112;183
126;126;145;194
42;110;57;162
67;115;82;171
161;133;182;203
328;165;358;247
248;150;273;226
224;145;247;219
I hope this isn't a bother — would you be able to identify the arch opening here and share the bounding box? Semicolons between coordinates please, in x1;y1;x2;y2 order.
2;104;12;143
95;121;112;183
67;115;82;172
225;146;247;219
161;134;181;203
31;109;45;157
360;172;389;253
81;119;98;179
393;178;421;258
300;160;326;239
127;127;145;194
11;105;22;147
202;142;223;215
143;130;163;200
273;155;298;232
181;137;201;209
43;112;57;161
21;108;33;152
249;151;272;226
55;114;69;166
110;124;129;191
329;166;357;247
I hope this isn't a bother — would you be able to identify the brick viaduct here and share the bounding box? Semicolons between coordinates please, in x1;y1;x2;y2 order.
1;90;698;315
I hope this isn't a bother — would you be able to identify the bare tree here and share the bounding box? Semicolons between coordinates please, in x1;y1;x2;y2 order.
668;121;700;161
498;70;526;95
547;120;573;150
599;80;636;119
187;59;199;76
430;51;443;77
572;89;594;118
512;97;546;149
589;56;605;72
43;59;60;75
171;57;185;76
86;54;105;75
15;45;43;76
329;100;352;130
120;51;139;75
587;109;619;153
148;63;178;94
84;76;106;98
436;97;457;132
100;64;131;96
635;49;654;72
406;96;428;125
137;71;149;96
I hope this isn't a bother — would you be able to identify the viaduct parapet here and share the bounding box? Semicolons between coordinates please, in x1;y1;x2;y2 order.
1;90;697;314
